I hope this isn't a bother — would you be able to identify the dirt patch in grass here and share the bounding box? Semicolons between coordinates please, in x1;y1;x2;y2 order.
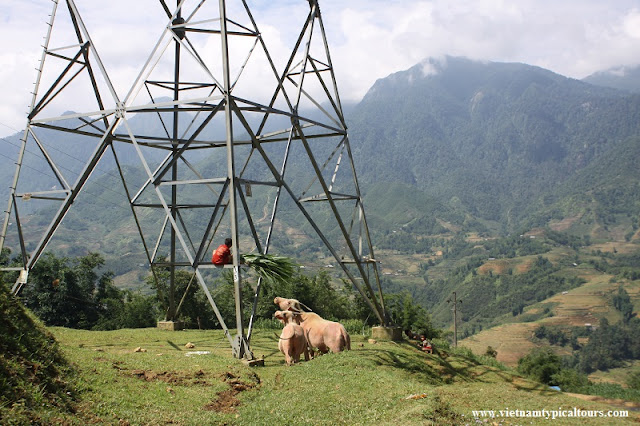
204;389;242;413
437;219;460;233
204;370;261;413
478;259;510;275
92;355;214;386
128;368;209;386
515;259;534;274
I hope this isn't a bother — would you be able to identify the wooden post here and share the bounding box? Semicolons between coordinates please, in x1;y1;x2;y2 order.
447;292;462;347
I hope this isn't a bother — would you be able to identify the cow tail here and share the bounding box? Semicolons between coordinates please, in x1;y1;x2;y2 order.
344;329;351;350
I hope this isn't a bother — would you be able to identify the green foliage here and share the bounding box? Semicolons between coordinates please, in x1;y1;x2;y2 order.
242;253;296;287
340;319;370;336
517;345;640;399
167;269;387;330
146;267;214;328
612;286;635;324
385;292;441;339
517;347;562;385
21;252;157;330
485;235;551;258
533;325;571;346
22;253;106;329
92;290;158;331
572;382;640;403
588;252;640;281
626;371;640;390
551;368;591;393
432;251;585;335
202;271;255;329
363;182;455;253
485;346;498;358
575;317;640;373
414;228;596;335
352;56;640;232
449;345;508;371
544;229;588;249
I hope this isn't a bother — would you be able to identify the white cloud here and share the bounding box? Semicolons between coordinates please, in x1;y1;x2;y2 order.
623;9;640;38
2;0;640;137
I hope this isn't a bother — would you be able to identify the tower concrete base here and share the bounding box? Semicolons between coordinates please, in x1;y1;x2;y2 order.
157;321;184;331
371;326;403;341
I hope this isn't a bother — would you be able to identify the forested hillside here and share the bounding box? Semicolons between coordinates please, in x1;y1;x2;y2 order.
2;56;640;316
349;56;640;232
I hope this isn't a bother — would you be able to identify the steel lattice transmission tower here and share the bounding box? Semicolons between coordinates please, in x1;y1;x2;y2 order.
0;0;389;359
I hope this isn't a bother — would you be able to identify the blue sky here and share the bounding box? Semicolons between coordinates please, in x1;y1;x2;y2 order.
1;0;640;138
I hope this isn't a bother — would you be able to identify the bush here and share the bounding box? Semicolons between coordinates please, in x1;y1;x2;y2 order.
250;317;282;330
517;348;562;385
386;292;441;339
551;368;590;392
341;319;370;336
20;252;158;330
431;338;451;352
485;346;498;358
626;371;640;390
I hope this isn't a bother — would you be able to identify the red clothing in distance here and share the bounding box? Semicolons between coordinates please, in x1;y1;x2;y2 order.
212;244;231;265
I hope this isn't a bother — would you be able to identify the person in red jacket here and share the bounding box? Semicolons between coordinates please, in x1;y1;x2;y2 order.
212;238;233;265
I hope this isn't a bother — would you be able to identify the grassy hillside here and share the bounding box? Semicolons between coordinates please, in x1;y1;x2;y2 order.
3;326;637;425
0;282;76;424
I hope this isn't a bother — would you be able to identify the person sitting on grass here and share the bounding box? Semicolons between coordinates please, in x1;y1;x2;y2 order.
419;335;433;354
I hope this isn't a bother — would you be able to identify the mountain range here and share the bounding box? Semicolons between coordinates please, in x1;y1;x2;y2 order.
2;55;640;290
351;57;640;237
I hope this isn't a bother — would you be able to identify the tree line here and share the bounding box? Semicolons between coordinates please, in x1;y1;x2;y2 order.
0;249;438;338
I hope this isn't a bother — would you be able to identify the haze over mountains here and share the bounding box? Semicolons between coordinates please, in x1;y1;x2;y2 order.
583;64;640;93
2;55;640;279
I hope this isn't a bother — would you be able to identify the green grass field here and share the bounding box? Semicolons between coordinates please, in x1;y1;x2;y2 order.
6;327;638;425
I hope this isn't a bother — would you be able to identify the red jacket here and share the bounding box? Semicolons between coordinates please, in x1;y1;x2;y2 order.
212;244;231;265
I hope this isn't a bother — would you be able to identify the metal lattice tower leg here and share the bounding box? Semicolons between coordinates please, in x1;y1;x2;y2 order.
0;0;389;359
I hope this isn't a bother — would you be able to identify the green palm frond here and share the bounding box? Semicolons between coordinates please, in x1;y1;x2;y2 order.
242;254;296;285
